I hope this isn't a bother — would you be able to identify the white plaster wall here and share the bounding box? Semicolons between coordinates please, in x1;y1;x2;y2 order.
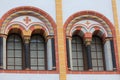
0;0;56;21
117;0;120;30
0;74;59;80
62;0;114;24
67;74;120;80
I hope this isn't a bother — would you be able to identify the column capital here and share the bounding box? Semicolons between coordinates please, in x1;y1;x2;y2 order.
46;35;54;42
66;36;72;40
103;37;113;43
84;38;92;46
24;36;30;43
0;34;7;39
46;35;54;39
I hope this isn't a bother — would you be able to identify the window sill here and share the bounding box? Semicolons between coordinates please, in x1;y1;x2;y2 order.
67;70;119;74
0;70;58;74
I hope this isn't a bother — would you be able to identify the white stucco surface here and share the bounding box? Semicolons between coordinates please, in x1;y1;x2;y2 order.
62;0;114;24
0;0;56;21
67;74;120;80
117;0;120;30
0;73;59;80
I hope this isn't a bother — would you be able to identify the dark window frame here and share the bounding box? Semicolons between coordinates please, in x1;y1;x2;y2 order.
91;36;105;71
30;34;47;70
6;33;24;70
71;35;86;71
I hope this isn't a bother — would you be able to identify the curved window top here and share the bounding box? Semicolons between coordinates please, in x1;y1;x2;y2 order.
7;34;23;70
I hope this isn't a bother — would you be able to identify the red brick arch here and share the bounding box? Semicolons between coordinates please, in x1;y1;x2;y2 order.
0;6;59;73
64;10;119;71
0;6;57;30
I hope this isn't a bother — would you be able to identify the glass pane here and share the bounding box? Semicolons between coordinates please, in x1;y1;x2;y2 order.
31;36;37;42
79;67;84;71
38;59;45;65
7;58;14;65
8;35;14;41
15;43;21;49
91;44;96;51
96;38;101;43
78;59;83;66
73;67;78;70
72;52;77;58
72;38;76;43
92;60;97;66
97;45;102;51
15;58;21;65
97;52;103;58
38;51;44;57
92;38;95;43
30;51;37;57
31;59;37;65
91;52;97;58
7;66;14;70
38;37;44;42
93;67;98;71
99;67;104;71
98;60;103;66
78;52;83;58
15;50;21;57
72;59;77;66
72;44;76;51
15;66;22;70
31;66;37;70
77;44;82;51
7;50;14;57
38;43;44;50
15;36;21;42
38;66;45;70
30;43;37;50
7;42;14;49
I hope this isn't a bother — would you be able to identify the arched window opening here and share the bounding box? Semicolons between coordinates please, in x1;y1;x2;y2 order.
91;36;105;71
6;34;23;70
71;36;85;71
30;34;46;70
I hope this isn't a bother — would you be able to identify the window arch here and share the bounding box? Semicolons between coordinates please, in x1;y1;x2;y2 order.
30;34;46;70
71;36;85;71
6;34;23;70
91;36;105;71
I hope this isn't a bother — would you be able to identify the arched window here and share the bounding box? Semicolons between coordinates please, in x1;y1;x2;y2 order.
6;34;23;70
30;35;46;70
91;36;105;71
71;36;85;71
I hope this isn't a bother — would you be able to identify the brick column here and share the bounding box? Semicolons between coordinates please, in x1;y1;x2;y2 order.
112;0;119;70
56;0;66;80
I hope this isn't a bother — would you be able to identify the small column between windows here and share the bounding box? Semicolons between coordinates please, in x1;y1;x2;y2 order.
104;38;113;71
110;39;116;71
24;36;30;70
66;36;72;70
1;35;7;70
0;36;3;69
84;39;92;71
46;35;56;70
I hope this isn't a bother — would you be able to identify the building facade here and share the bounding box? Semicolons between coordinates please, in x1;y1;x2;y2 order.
0;0;120;80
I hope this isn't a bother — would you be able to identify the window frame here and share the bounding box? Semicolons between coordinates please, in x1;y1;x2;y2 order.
71;35;86;71
91;36;106;71
29;34;47;70
6;33;24;70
